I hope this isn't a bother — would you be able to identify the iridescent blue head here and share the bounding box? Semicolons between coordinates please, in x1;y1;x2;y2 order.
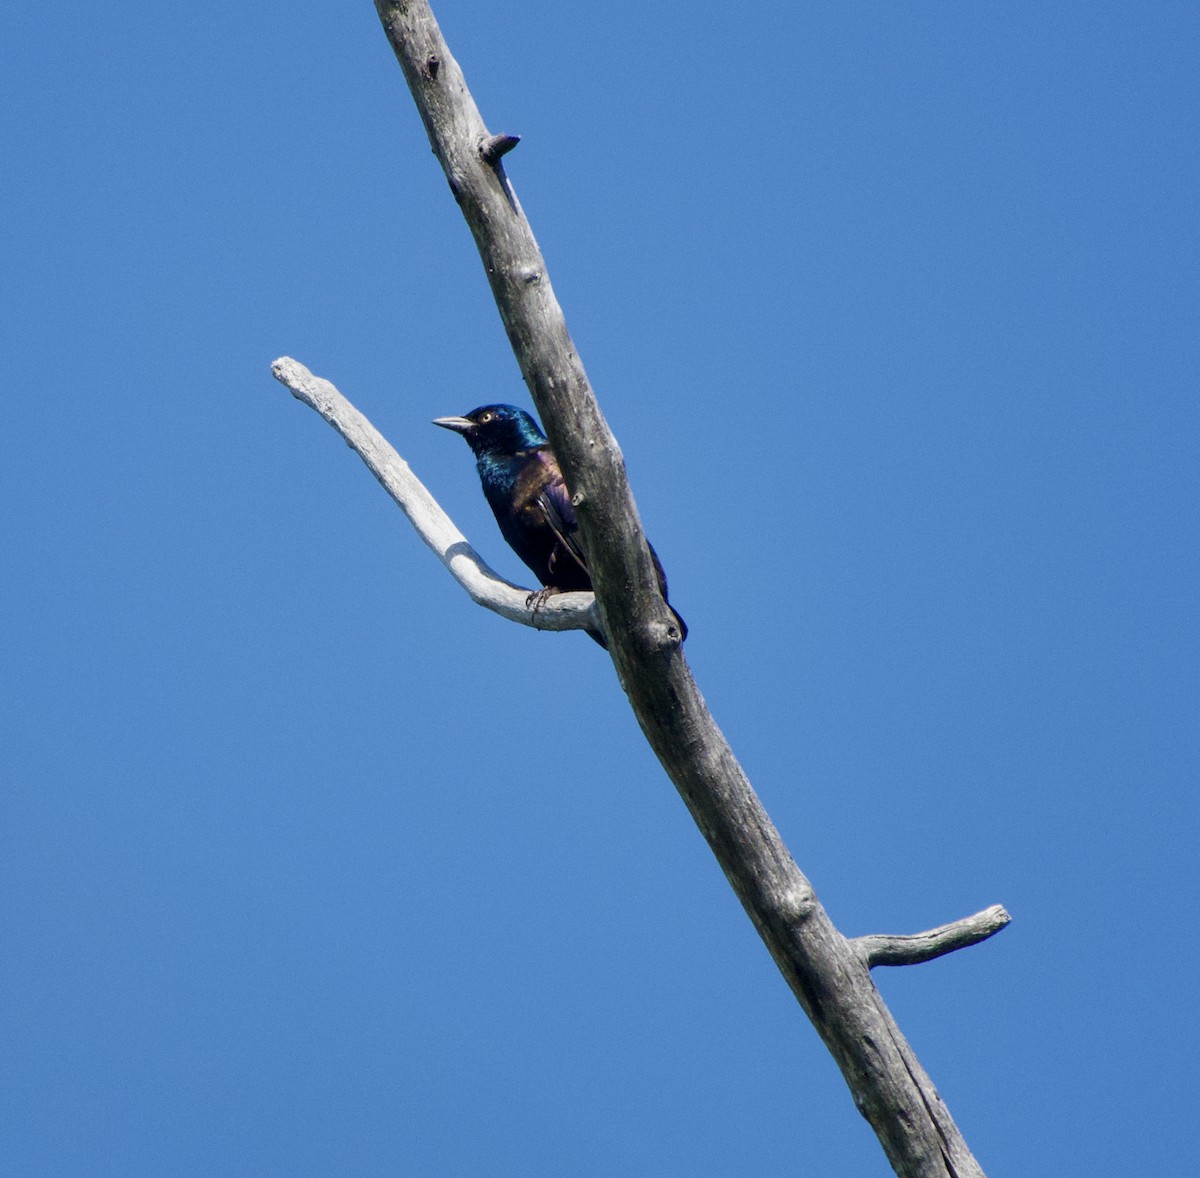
432;404;546;457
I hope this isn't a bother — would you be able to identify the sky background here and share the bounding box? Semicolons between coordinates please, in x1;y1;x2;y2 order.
3;2;1197;1174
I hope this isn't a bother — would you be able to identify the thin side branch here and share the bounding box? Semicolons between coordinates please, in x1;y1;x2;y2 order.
271;357;597;635
854;906;1012;969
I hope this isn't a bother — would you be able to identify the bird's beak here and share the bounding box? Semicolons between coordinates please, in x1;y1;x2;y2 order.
432;415;474;434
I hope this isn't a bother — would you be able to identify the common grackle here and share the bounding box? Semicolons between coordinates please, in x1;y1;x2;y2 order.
433;404;686;645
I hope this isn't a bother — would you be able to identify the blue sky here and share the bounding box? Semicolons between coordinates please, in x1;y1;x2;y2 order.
3;2;1196;1174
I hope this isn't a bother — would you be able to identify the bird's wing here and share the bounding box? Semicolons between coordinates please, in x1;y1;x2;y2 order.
533;455;590;578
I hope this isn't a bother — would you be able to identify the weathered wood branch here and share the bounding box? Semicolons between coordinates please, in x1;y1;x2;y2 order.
349;4;1006;1174
271;356;597;635
854;905;1012;969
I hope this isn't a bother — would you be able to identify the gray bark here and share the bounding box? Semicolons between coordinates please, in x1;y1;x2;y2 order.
296;4;1014;1173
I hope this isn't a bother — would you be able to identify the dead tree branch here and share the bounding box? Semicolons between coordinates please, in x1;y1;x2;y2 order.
271;4;1016;1174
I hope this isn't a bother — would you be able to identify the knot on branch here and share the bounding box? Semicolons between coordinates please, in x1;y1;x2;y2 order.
777;882;819;927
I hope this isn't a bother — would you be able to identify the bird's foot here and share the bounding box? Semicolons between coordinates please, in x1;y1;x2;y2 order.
525;586;562;618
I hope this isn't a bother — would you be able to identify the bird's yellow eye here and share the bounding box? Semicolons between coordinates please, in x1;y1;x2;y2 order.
479;411;493;423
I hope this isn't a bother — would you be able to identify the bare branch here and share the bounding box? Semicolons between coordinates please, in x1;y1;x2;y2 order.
271;356;597;636
362;6;1007;1174
855;906;1012;969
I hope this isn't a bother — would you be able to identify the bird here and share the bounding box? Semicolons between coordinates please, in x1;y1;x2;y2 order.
433;403;686;646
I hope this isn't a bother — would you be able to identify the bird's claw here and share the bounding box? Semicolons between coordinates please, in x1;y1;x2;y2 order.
526;586;561;617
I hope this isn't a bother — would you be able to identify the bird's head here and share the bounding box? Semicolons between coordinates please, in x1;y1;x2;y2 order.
432;404;547;456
